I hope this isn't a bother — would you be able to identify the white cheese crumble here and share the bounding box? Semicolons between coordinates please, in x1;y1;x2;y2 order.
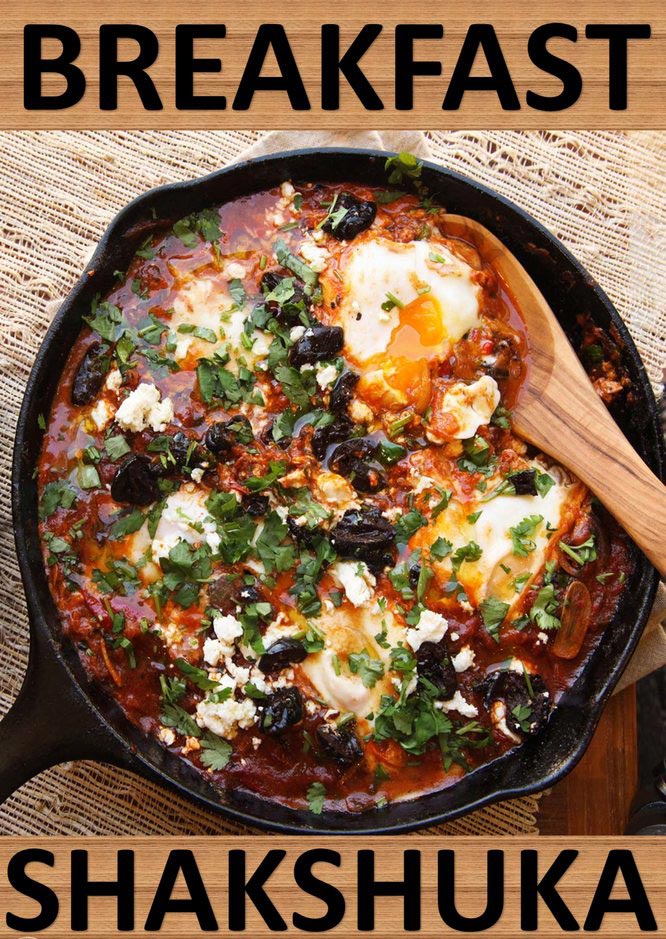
201;614;244;666
115;383;174;434
224;261;246;280
431;375;500;441
406;609;448;651
289;325;306;343
438;691;479;718
90;399;114;431
196;697;257;740
316;363;339;390
315;471;357;509
452;646;476;673
348;399;374;424
330;561;376;608
104;367;123;392
190;467;204;484
299;240;329;272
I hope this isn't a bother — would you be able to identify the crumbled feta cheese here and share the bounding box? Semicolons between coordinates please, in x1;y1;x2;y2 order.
406;609;448;651
252;736;262;750
159;622;184;649
190;467;204;483
450;632;460;642
430;376;500;441
315;471;356;509
211;613;244;657
289;325;306;343
90;399;114;431
104;367;123;392
203;637;224;667
316;363;338;390
157;726;176;746
491;700;522;743
300;240;329;272
225;261;246;280
115;383;174;434
439;691;479;718
196;697;257;739
413;475;436;495
452;646;476;673
348;399;374;423
280;181;295;201
537;631;549;644
330;561;376;608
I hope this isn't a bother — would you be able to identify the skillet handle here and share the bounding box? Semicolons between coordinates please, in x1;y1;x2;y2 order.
0;631;126;805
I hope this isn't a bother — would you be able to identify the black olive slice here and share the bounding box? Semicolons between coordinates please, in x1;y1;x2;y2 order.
258;638;308;675
110;454;160;506
328;438;386;493
311;414;356;461
482;669;551;736
242;493;270;517
288;324;344;369
329;370;359;414
323;193;377;241
509;470;537;496
329;508;395;567
205;416;254;455
258;687;304;735
315;723;364;766
415;641;457;700
71;342;110;406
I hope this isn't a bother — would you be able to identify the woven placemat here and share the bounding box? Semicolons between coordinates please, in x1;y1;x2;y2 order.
0;129;663;836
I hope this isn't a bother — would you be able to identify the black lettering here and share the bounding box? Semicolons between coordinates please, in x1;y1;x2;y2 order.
321;24;383;110
357;849;420;931
99;24;162;111
584;850;657;931
585;24;651;109
443;24;520;111
527;23;582;111
23;24;85;110
175;25;226;110
293;849;345;931
6;849;58;931
438;849;504;930
71;849;134;931
521;849;579;931
395;24;443;110
144;850;217;931
228;849;286;931
233;25;310;111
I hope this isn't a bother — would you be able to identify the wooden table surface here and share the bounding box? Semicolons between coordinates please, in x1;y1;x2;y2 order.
538;685;637;835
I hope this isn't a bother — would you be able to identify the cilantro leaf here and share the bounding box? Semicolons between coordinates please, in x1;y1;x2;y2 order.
479;597;509;641
200;732;233;770
306;781;326;815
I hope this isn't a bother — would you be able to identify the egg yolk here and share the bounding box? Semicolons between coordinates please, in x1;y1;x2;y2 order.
387;293;448;360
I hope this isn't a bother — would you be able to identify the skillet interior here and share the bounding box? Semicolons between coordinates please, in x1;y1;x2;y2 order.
12;148;663;833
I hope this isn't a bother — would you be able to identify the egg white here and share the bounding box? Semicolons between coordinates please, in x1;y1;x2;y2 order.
331;237;481;365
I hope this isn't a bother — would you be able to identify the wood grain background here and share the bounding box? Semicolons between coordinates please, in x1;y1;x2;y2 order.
1;0;664;129
0;837;663;936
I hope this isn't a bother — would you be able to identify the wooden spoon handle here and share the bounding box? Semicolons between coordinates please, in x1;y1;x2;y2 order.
516;386;666;577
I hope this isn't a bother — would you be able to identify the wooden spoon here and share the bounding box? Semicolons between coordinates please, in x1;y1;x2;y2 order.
442;214;666;577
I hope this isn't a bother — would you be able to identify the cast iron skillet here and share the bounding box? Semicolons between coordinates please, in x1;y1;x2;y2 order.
1;149;663;833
